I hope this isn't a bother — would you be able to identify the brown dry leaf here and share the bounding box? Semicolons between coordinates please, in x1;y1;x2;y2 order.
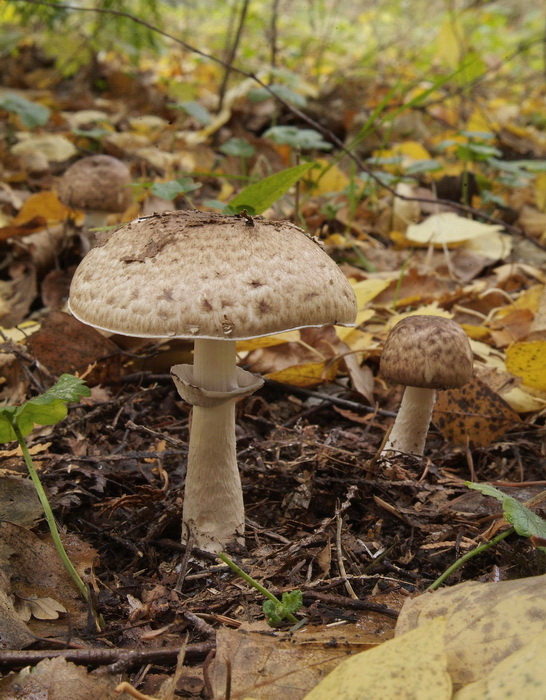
304;617;450;700
0;262;37;328
0;521;90;635
14;594;67;621
433;375;520;448
0;476;42;526
26;310;121;383
0;656;118;699
210;622;381;700
395;573;546;688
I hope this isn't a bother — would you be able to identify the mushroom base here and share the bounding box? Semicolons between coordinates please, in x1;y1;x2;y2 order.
382;386;436;456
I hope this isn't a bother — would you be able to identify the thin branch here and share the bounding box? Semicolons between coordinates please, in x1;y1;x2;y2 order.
218;0;251;112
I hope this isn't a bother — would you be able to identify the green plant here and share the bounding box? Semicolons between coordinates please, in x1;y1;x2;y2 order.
428;482;546;590
217;552;303;627
0;374;92;601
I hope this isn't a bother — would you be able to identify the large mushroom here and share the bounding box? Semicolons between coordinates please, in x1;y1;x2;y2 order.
68;210;357;551
58;155;132;252
379;315;473;457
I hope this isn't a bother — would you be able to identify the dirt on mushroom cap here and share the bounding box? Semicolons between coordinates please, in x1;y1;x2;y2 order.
68;210;357;340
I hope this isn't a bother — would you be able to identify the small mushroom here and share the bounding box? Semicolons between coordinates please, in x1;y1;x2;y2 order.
379;315;473;457
68;210;357;551
58;155;132;252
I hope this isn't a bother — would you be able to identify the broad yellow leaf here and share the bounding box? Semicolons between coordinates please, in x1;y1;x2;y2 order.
303;617;451;700
436;20;461;69
464;230;512;261
266;359;338;386
13;191;69;226
306;158;350;194
237;330;301;352
396;573;546;687
505;340;546;390
393;141;431;161
460;324;489;341
351;278;392;309
406;213;504;246
335;309;375;341
11;133;77;163
454;629;546;699
501;386;546;413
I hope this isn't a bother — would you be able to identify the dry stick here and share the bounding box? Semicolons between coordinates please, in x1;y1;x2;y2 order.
335;509;358;599
218;0;251;112
14;0;546;249
0;643;214;671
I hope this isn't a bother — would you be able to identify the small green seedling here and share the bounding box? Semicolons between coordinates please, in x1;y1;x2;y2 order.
0;374;91;601
429;481;546;590
218;552;304;628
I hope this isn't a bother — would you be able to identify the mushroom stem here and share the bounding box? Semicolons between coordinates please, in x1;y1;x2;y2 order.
182;339;244;552
382;386;436;456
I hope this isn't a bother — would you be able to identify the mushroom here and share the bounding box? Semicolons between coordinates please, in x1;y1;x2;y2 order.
68;210;357;551
379;315;473;457
58;155;132;252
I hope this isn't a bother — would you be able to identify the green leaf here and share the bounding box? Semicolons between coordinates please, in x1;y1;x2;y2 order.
0;374;91;443
0;92;50;128
262;590;303;626
226;162;315;215
466;482;546;551
219;137;256;158
150;178;201;200
264;126;332;151
176;100;212;126
248;84;307;108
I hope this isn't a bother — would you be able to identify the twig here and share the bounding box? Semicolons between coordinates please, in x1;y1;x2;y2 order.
301;590;399;618
335;509;358;599
217;0;251;112
0;643;214;670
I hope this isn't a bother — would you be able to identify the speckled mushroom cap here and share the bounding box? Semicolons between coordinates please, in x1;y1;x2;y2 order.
68;210;357;339
380;315;473;390
58;155;131;213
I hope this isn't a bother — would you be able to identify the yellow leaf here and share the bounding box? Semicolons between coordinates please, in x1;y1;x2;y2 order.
303;617;451;700
337;328;374;350
13;191;69;226
460;324;490;341
406;212;504;247
306;158;350;194
505;340;546;390
534;172;546;211
393;141;431;161
454;629;546;700
266;359;338;386
501;386;546;413
351;278;392;309
237;330;301;352
335;309;375;341
436;20;461;69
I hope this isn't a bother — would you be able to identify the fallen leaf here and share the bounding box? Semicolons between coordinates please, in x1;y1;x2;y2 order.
395;573;546;688
304;617;451;700
505;340;546;390
406;212;504;246
0;656;118;698
433;376;520;448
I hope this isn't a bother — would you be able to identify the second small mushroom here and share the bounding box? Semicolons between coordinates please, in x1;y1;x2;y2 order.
379;315;473;457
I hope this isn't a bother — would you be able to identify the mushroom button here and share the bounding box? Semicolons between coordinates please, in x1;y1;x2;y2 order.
58;155;132;253
380;315;473;457
68;210;357;552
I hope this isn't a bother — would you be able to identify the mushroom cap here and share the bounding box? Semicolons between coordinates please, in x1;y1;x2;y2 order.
380;315;473;390
68;210;357;340
58;155;131;214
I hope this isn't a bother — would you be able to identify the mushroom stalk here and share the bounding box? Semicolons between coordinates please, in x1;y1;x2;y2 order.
382;386;436;456
182;339;244;551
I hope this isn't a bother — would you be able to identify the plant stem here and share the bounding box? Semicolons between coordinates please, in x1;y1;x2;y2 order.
427;528;514;591
217;552;298;623
13;424;89;601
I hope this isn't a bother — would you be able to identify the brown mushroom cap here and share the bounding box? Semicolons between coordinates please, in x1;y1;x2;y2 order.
380;315;473;390
68;210;357;340
58;155;131;214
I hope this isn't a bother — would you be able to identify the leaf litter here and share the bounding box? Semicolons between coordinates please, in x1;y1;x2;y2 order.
0;5;546;698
